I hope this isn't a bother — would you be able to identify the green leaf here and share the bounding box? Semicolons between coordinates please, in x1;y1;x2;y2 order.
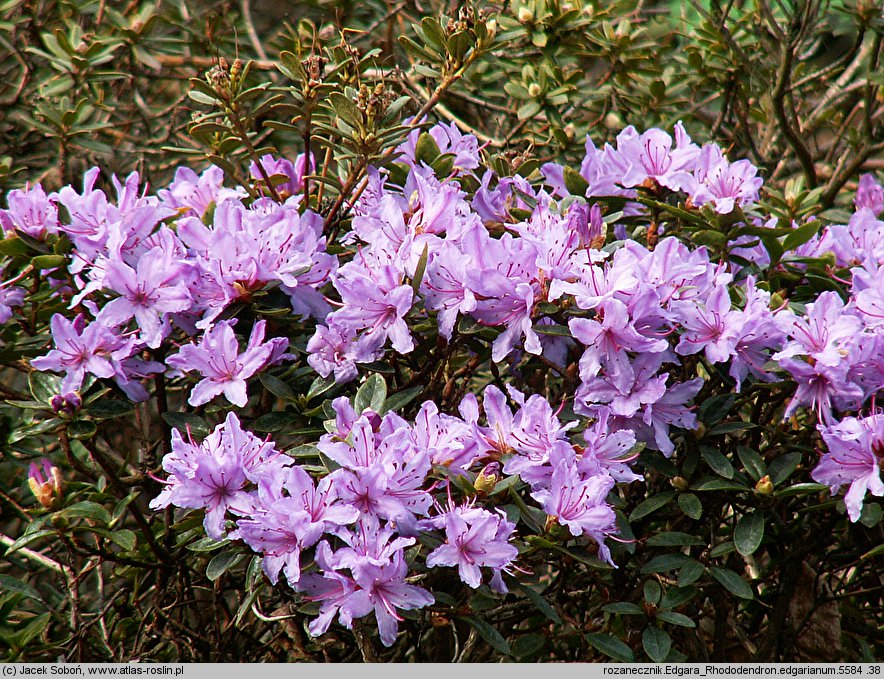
859;502;882;528
306;375;336;402
677;561;705;587
31;254;67;269
259;373;296;401
286;443;322;460
111;529;137;551
772;482;827;498
67;419;97;440
418;17;447;52
602;602;644;615
707;421;756;436
354;373;387;414
411;243;429;296
642;626;671;662
698;394;734;425
646;532;704;547
640;554;697;573
162;412;210;438
657;611;696;628
678;493;703;519
709;541;735;558
710;567;754;599
534;323;572;336
563;166;589;196
693;229;728;249
511;632;546;659
59;501;110;524
691;477;748;492
661;585;698;609
517;100;542;120
206;551;245;581
643;580;661;605
414;132;441;165
783;220;821;252
734;512;765;556
381;386;424;414
328;92;362;127
430;154;455;177
736;446;766;481
186;537;230;553
16;612;51;649
517;582;561;624
585;633;635;662
0;575;41;602
29;371;61;404
85;399;134;419
0;236;34;257
860;542;884;561
461;616;511;656
768;452;802;485
701;447;734;478
4;529;55;554
252;412;292;433
629;492;676;522
761;233;784;265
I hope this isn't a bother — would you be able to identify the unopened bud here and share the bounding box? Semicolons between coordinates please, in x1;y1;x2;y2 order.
670;476;690;491
51;392;82;418
474;462;500;495
755;475;774;495
528;83;542;98
517;7;534;23
28;458;63;509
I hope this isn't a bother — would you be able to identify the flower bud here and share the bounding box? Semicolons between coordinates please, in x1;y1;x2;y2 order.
754;475;774;496
517;7;534;23
474;462;500;495
528;83;542;98
51;392;82;418
567;202;591;247
670;476;690;491
28;458;63;509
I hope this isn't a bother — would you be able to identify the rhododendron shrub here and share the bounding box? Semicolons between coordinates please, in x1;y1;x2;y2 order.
1;0;882;665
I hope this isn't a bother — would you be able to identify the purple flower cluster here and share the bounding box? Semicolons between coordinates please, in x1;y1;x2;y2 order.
4;156;335;404
542;122;763;215
766;174;884;515
812;411;884;522
149;379;641;643
3;116;881;603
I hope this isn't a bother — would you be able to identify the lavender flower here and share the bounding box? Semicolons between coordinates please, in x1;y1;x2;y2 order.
166;320;289;407
854;174;883;215
234;465;358;586
30;314;137;393
425;502;518;591
812;413;884;522
0;183;59;238
530;452;618;565
98;245;192;348
150;413;282;540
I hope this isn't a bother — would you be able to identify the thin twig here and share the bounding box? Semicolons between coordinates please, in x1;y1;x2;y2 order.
0;532;73;576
